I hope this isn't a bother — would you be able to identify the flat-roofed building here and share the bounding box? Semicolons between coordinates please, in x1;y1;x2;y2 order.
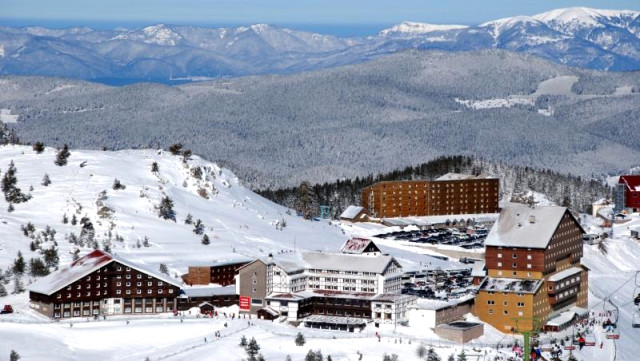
361;174;499;218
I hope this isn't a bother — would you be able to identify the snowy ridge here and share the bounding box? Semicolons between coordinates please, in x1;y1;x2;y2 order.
533;7;640;26
379;21;468;36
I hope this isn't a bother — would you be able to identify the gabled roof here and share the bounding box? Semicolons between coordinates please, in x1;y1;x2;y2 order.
485;204;583;249
28;250;181;295
619;175;640;191
302;252;398;274
340;238;380;254
340;206;366;220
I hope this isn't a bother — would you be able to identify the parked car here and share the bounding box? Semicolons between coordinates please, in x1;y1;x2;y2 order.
1;305;14;314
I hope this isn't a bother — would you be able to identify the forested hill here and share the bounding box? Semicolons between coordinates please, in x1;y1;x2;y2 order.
257;156;610;217
2;50;640;189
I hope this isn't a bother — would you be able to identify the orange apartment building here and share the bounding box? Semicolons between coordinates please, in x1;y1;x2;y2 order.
474;204;588;332
361;173;499;218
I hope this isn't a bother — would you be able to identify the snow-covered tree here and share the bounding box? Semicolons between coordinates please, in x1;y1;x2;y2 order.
12;251;25;275
184;213;193;225
54;144;70;166
157;196;176;221
10;350;20;361
201;234;210;245
33;142;45;154
42;173;51;186
426;347;441;361
0;283;7;297
112;179;126;190
159;263;169;275
246;337;260;361
295;332;306;346
12;276;25;294
193;219;204;235
29;257;49;277
2;161;31;203
239;335;248;347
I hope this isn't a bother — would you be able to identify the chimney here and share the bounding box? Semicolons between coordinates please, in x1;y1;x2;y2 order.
267;253;273;263
529;215;536;224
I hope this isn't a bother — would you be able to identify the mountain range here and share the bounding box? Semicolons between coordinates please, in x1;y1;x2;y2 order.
1;7;639;83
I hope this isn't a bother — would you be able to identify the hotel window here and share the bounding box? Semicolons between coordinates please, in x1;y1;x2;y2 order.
158;289;164;294
503;310;508;315
137;282;142;287
487;300;495;305
517;302;525;307
137;290;142;294
126;290;131;295
527;264;532;269
147;289;153;294
497;262;502;267
126;275;131;279
158;282;163;286
137;274;142;279
168;289;173;294
117;282;121;286
488;309;494;315
116;290;121;295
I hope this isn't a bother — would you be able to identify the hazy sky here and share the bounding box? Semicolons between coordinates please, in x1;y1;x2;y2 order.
1;0;639;35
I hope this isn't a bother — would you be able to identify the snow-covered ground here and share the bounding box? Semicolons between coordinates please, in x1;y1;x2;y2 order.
0;108;18;123
455;75;639;114
1;144;639;360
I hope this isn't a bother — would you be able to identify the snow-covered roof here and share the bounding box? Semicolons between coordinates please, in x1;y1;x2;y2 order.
471;261;486;277
302;252;397;274
29;250;112;295
479;277;543;294
410;295;474;311
180;285;236;298
547;267;582;282
340;238;379;254
435;173;480;181
485;204;576;249
546;306;589;327
259;307;279;316
340;206;366;220
28;250;181;295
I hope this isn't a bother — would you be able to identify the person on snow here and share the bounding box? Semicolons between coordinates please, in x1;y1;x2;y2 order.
578;336;586;350
634;293;640;306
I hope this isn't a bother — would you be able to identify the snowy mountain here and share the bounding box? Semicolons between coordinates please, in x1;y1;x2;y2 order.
0;7;639;82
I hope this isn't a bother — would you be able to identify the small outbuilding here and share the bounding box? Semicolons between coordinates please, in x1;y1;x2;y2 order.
257;307;280;320
340;206;370;223
434;321;484;343
199;302;215;314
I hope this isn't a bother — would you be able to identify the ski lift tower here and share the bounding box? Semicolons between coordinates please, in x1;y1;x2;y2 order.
320;205;331;219
511;316;541;361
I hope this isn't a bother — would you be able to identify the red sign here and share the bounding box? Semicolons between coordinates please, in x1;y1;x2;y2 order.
239;296;251;310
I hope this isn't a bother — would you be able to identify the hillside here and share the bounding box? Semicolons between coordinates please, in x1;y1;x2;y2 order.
1;50;640;188
0;145;455;279
1;7;639;83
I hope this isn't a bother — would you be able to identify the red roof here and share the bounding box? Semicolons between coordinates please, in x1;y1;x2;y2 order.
619;175;640;191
